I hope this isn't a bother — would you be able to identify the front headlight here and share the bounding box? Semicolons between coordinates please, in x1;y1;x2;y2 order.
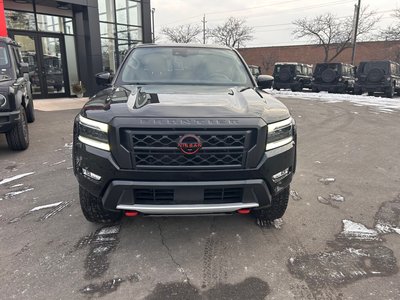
0;94;6;108
266;117;294;151
78;115;110;151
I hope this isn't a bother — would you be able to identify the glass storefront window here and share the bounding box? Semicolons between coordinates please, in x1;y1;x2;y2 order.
64;18;74;35
5;10;36;31
37;14;62;33
98;0;115;23
127;1;141;26
65;35;79;96
118;43;129;63
100;23;116;39
116;25;142;41
116;0;141;26
101;39;116;73
117;25;129;40
37;14;74;34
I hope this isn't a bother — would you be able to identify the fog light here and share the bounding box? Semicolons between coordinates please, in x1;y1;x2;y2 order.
125;211;139;217
272;168;290;183
82;168;101;181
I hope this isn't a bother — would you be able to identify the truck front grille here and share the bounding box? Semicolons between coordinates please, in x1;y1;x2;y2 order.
204;188;243;203
124;129;255;169
134;189;174;204
133;188;243;204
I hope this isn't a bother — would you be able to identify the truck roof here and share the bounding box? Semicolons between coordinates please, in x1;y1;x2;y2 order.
136;43;231;50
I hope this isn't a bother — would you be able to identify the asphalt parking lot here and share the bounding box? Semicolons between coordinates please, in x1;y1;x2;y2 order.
0;97;399;300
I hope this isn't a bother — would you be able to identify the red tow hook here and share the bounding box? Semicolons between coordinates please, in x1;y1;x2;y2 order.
125;211;139;217
237;209;251;214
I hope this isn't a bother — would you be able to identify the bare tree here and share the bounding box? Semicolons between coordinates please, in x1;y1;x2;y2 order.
381;8;400;41
209;17;254;48
292;7;380;62
161;24;202;43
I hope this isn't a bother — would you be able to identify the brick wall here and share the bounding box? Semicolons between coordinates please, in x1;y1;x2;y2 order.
238;41;400;74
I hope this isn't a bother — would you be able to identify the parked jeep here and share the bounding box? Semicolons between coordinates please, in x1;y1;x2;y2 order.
273;62;313;91
311;62;355;93
355;60;400;98
248;65;261;78
0;37;35;150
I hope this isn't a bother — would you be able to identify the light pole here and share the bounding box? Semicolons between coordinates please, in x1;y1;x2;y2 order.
351;0;361;65
151;8;155;43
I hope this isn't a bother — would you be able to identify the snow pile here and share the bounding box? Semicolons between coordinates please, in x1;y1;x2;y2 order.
270;90;400;112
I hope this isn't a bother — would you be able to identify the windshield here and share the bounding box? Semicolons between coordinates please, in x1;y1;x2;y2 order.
118;47;252;86
0;43;12;80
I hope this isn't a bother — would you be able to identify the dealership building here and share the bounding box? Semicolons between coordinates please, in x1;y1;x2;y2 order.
0;0;152;98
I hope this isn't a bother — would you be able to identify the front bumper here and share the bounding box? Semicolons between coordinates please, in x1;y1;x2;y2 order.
74;139;296;214
0;110;20;133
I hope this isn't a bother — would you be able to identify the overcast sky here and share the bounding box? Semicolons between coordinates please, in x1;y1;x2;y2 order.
151;0;400;47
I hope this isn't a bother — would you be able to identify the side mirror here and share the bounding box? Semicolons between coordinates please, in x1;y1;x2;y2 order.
257;75;274;89
95;72;113;86
20;62;29;74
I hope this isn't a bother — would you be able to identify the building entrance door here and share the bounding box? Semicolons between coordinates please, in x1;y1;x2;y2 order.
10;31;69;98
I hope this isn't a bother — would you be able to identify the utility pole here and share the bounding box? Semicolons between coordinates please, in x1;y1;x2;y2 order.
202;15;207;44
151;8;155;43
351;0;361;65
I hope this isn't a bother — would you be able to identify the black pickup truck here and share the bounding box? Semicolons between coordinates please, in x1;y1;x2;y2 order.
0;37;35;150
73;44;296;224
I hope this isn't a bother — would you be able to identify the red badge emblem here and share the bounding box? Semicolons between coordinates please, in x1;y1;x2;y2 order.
178;134;202;155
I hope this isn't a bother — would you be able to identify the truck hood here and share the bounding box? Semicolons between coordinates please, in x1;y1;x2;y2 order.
82;85;290;124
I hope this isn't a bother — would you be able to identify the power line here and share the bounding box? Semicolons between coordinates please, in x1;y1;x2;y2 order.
159;0;354;27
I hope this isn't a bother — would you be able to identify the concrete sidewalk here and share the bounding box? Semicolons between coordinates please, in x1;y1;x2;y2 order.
34;97;89;112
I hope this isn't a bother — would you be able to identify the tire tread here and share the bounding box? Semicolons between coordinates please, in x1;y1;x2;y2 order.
79;186;122;223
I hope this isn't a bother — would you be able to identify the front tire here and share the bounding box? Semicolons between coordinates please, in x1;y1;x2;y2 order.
79;186;122;223
6;107;29;151
386;84;395;98
26;99;35;123
252;187;290;221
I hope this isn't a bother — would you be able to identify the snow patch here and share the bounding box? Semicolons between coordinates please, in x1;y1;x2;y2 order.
0;172;35;185
338;220;380;241
10;183;24;188
272;90;400;112
30;202;63;212
4;188;34;198
318;177;336;184
98;226;120;235
50;160;66;166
